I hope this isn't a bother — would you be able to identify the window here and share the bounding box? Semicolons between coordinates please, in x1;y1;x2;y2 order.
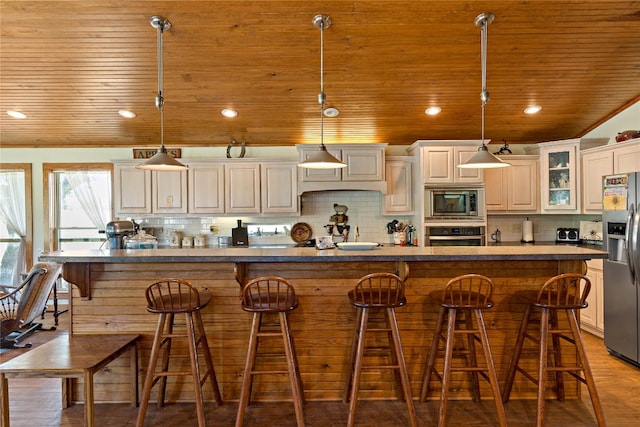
43;164;113;252
0;164;33;285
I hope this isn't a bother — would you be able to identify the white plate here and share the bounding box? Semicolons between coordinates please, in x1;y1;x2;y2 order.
336;242;378;251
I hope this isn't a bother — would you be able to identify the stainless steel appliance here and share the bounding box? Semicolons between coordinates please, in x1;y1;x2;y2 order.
603;172;640;366
555;227;580;244
105;220;136;249
425;187;485;219
425;226;485;246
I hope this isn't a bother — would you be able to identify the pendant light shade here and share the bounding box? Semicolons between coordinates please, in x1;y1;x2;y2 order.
137;16;187;171
298;14;346;170
458;12;509;169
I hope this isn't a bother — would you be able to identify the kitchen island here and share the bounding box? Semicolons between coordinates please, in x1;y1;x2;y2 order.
40;245;606;404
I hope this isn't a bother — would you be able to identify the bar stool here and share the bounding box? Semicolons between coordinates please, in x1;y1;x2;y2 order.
502;273;606;427
420;274;507;427
236;276;305;427
345;272;417;427
137;278;222;427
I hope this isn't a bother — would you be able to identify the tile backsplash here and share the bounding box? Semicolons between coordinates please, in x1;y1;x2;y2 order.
130;191;412;247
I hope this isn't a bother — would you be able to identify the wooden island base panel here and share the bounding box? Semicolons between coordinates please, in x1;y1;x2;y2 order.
39;245;606;405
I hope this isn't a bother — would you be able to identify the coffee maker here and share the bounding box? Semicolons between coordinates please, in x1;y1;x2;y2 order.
105;220;136;249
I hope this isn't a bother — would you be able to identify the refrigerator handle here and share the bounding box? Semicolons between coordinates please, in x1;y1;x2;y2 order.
633;202;640;284
625;203;636;284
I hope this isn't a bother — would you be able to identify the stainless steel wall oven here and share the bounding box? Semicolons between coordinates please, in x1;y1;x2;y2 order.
425;226;486;246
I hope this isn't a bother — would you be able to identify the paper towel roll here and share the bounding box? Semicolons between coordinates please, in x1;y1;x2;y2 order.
521;220;534;243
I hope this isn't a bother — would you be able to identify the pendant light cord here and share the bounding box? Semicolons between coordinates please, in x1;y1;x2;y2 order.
156;21;166;151
480;17;489;147
318;18;327;148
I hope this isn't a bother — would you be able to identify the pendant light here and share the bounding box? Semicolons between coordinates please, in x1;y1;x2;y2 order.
298;14;347;169
137;16;188;171
458;12;510;169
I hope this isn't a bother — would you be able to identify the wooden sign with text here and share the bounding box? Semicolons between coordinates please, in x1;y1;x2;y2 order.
133;148;182;159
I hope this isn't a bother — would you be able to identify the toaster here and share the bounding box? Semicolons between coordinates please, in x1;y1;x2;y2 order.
556;227;580;243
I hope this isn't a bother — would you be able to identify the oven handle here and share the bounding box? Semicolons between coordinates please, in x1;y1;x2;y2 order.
427;235;484;240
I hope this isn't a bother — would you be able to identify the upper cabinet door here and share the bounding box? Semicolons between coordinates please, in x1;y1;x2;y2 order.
188;163;224;214
152;170;188;214
540;142;579;212
421;146;483;184
484;157;538;213
614;140;640;174
225;162;261;213
342;148;384;181
383;158;413;214
581;150;613;213
113;163;151;214
261;161;298;213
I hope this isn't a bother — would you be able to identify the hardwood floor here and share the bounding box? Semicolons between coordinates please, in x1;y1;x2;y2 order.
1;310;639;426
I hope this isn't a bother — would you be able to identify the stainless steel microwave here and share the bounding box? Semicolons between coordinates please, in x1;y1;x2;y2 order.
425;188;485;218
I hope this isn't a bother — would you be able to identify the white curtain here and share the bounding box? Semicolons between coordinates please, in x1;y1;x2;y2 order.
0;171;27;285
65;171;111;231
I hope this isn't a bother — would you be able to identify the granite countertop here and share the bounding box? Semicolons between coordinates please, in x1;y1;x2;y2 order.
39;244;608;263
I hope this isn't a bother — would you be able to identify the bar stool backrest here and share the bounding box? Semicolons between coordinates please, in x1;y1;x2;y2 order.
440;273;493;309
350;272;406;308
534;273;590;309
145;278;205;313
242;276;298;313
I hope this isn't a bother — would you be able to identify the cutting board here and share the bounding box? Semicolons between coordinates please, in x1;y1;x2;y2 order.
232;219;248;246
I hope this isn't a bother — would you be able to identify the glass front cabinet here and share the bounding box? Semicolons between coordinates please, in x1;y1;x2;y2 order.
538;139;580;212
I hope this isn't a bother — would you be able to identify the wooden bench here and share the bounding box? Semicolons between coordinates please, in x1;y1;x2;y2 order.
0;334;139;427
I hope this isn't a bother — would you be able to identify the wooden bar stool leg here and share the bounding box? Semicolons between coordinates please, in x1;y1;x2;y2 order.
280;312;305;427
566;309;606;426
464;310;481;403
387;307;418;427
344;307;364;402
502;303;532;403
550;310;565;401
536;307;550;427
185;312;206;427
421;306;446;401
137;313;168;427
385;309;404;401
194;310;223;405
347;307;369;427
474;309;508;427
437;308;457;427
157;312;174;408
235;313;262;427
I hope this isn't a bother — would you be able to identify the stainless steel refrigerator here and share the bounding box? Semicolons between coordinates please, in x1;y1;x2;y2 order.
603;171;640;366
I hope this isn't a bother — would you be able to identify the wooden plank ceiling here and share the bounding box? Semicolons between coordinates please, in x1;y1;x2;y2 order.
1;1;639;149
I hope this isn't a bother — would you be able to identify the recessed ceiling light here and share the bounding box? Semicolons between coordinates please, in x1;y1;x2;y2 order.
425;106;442;116
118;109;137;118
323;107;340;117
7;110;27;119
524;105;542;115
221;108;238;118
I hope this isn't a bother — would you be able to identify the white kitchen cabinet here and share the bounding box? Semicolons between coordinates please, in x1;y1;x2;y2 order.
114;162;187;215
383;157;413;214
152;170;188;214
113;163;152;214
413;141;484;184
225;162;261;214
484;156;538;213
538;139;580;212
296;144;387;194
261;160;298;214
580;139;639;213
581;149;613;213
613;139;640;173
582;259;604;337
188;162;224;214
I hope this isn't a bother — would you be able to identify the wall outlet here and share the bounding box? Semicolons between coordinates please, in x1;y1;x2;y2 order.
512;223;522;233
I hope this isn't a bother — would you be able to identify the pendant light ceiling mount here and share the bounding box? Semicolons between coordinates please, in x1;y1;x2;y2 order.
137;15;188;171
298;14;346;170
458;12;509;169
